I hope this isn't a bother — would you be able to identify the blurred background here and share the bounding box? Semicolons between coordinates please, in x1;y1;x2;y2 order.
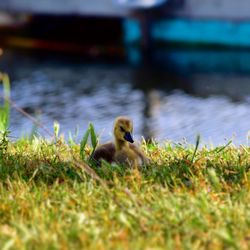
0;0;250;145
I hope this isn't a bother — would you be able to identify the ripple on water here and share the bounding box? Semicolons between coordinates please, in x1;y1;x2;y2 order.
2;51;250;145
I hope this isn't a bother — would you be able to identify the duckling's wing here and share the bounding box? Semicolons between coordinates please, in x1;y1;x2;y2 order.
129;144;150;165
91;142;116;165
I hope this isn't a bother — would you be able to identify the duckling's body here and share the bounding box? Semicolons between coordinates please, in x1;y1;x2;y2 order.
91;142;115;164
114;143;147;168
91;116;149;167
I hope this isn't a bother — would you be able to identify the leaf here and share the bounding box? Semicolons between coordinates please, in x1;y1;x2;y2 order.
89;123;98;150
0;73;10;132
53;120;60;139
80;128;90;160
191;134;201;163
68;131;74;146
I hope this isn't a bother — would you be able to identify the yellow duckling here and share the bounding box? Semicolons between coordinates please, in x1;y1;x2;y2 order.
91;116;149;168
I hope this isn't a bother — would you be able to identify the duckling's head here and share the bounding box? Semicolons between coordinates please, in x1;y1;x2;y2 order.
113;116;134;143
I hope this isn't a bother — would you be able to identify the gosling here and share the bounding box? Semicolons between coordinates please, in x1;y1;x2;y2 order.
91;116;149;168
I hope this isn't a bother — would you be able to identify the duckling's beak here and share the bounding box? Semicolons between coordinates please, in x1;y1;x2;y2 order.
124;132;134;143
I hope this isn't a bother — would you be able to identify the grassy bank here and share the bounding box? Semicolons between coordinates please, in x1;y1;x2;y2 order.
0;134;250;250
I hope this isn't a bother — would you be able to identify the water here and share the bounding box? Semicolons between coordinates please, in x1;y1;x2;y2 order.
1;48;250;145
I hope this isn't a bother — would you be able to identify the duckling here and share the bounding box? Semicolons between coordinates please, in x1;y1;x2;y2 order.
91;116;149;168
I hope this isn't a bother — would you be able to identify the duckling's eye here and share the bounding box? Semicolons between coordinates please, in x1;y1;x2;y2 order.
120;126;125;132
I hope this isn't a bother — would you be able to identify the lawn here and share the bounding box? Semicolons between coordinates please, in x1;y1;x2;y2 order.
0;133;250;250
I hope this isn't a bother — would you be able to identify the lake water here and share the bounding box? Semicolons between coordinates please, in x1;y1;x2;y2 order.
1;48;250;145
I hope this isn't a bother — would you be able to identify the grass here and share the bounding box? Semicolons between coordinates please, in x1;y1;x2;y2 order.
0;133;250;250
1;72;250;249
0;72;10;132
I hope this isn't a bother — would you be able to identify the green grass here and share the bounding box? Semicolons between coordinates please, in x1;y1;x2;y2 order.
0;72;10;132
0;134;250;250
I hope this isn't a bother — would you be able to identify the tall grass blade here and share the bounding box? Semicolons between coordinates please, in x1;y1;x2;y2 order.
53;120;60;140
80;128;90;160
89;123;98;151
215;140;232;154
0;73;10;132
191;134;200;163
88;123;99;163
68;126;79;146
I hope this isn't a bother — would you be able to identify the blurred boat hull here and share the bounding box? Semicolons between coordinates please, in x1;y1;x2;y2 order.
0;15;125;60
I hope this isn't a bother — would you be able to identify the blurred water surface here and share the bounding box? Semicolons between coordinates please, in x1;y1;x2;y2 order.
1;49;250;145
